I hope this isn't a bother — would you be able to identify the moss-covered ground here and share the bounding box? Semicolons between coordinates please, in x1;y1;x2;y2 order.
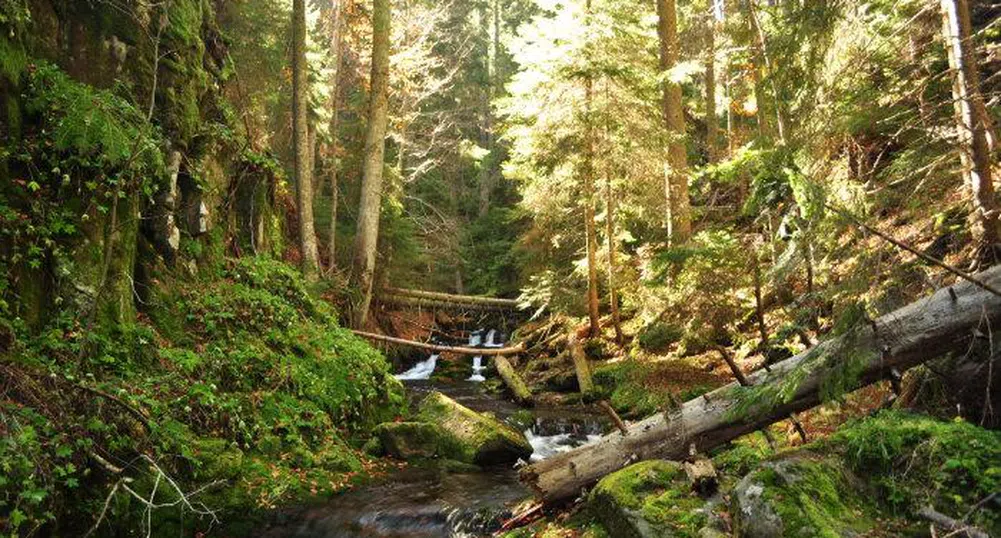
0;257;406;535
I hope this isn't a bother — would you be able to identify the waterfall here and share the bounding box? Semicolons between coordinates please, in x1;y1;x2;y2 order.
396;354;439;381
468;330;486;382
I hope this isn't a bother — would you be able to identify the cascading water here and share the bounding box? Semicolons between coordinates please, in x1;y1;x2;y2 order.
467;330;486;382
396;353;439;381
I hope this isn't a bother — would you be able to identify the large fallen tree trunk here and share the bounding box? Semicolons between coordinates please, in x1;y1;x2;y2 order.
378;294;516;312
351;330;524;356
381;287;521;308
520;266;1001;503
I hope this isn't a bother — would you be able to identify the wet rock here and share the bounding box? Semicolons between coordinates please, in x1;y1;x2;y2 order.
373;422;459;461
588;460;713;538
418;392;532;464
731;453;870;538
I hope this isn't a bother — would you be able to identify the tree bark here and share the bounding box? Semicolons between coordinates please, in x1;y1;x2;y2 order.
326;0;345;274
293;0;320;278
657;0;691;244
351;0;392;327
521;265;1001;503
940;0;999;264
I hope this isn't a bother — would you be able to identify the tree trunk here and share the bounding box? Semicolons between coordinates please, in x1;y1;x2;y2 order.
705;16;719;163
326;0;345;274
657;0;691;244
521;266;1001;503
350;0;392;327
584;0;601;337
478;0;499;218
604;157;623;345
940;0;999;264
293;0;320;278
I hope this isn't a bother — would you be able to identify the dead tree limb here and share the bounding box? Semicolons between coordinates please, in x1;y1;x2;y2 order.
351;330;524;356
520;266;1001;503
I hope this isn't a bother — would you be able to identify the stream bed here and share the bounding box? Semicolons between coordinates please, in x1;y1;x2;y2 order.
266;372;606;537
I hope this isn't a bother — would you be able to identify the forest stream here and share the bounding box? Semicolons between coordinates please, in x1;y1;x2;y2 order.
267;332;607;538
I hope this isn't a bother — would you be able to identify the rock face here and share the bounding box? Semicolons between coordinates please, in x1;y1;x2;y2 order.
418;392;532;464
731;453;869;538
588;460;716;538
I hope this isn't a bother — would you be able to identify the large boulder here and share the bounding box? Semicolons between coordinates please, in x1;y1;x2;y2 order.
418;392;532;464
588;460;718;538
370;421;464;461
731;453;871;538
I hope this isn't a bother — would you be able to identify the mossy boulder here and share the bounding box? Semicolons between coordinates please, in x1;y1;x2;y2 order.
372;421;464;461
731;453;871;538
418;392;532;464
588;460;712;538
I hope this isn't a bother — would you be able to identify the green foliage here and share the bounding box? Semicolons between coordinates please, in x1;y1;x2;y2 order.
831;411;1001;533
2;257;405;534
0;60;164;312
648;230;750;352
636;322;682;353
753;457;870;538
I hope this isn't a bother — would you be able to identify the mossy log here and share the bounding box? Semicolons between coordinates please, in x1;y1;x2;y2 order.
520;266;1001;503
568;334;595;396
495;355;533;406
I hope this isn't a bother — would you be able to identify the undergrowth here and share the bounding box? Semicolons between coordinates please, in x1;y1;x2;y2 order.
0;257;405;536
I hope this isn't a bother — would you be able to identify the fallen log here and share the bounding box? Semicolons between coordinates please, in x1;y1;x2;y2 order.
378;294;514;312
520;266;1001;503
918;506;990;538
351;330;524;356
568;334;594;396
495;355;533;405
381;287;521;308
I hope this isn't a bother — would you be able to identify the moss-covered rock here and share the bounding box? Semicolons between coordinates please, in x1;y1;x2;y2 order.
588;460;711;538
373;421;464;461
731;453;872;538
418;392;532;464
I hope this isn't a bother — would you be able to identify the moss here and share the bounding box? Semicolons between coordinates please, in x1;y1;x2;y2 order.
750;457;869;538
589;460;708;538
373;421;467;462
827;411;1001;534
418;392;532;464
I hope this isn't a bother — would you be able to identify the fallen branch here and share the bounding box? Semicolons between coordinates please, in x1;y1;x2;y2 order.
918;506;990;538
598;401;628;435
520;266;1001;503
351;330;524;356
379;294;516;312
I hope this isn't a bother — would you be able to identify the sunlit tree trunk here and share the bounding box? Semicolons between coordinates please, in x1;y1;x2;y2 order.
940;0;999;264
584;0;601;337
478;0;500;218
293;0;320;278
605;168;623;345
657;0;691;244
746;0;785;143
705;13;719;163
326;0;345;274
351;0;392;327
